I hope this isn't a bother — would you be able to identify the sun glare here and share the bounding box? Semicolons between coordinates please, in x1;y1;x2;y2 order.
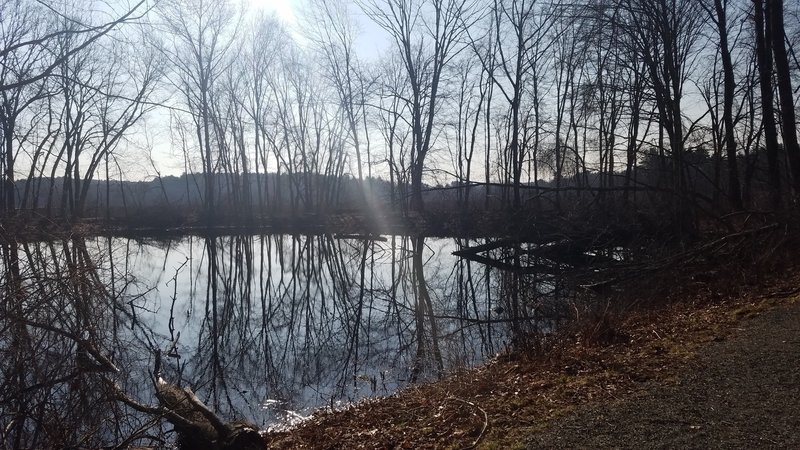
246;0;298;23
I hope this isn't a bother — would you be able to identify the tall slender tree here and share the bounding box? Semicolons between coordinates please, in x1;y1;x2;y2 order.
768;0;800;197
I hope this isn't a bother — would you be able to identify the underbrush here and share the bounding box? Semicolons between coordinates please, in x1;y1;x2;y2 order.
519;218;797;353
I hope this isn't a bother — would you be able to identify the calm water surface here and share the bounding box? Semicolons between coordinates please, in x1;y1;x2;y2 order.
0;234;576;445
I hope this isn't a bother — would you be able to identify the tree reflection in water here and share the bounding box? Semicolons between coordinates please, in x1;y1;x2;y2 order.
0;234;575;448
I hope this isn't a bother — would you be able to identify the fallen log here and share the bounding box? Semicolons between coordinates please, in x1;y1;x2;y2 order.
154;378;262;450
452;238;519;257
108;350;263;450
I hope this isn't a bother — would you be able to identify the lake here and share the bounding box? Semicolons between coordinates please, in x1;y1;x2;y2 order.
0;234;579;446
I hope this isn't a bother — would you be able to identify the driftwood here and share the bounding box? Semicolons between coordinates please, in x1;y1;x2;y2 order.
109;350;262;450
451;238;519;257
453;252;563;275
154;379;262;450
452;237;614;274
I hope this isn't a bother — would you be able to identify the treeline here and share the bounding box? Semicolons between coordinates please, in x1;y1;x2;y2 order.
12;144;777;224
14;173;394;218
0;0;798;232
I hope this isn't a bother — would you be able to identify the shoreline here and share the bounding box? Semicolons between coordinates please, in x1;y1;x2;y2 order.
261;245;799;449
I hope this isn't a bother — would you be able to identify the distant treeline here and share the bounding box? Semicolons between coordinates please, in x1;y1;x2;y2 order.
8;146;783;224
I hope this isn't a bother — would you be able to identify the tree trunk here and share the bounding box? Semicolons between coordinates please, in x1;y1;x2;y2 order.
714;0;743;210
768;0;800;198
754;0;782;208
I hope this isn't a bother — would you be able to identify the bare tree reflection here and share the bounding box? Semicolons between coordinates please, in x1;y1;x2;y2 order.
0;233;581;447
143;234;514;423
0;238;163;449
410;236;443;380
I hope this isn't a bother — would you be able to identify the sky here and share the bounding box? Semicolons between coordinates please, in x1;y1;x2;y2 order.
244;0;388;59
246;0;299;23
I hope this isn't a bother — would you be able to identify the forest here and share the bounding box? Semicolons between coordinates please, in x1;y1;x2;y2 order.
0;0;797;234
1;0;800;448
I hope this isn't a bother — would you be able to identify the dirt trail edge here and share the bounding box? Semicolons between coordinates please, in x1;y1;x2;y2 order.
527;299;800;449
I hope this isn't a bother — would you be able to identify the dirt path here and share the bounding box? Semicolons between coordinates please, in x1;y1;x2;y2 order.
527;299;800;449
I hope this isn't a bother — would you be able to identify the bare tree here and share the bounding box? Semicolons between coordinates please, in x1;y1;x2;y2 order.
485;0;554;209
767;0;800;196
238;13;286;213
753;0;782;207
375;54;413;208
158;0;239;223
615;0;707;229
0;1;50;214
360;0;479;211
0;0;146;93
701;0;743;209
0;0;147;216
306;0;372;186
449;56;485;208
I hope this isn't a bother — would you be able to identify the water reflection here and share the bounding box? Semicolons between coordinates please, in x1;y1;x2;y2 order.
0;238;155;449
0;234;579;448
130;235;497;425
